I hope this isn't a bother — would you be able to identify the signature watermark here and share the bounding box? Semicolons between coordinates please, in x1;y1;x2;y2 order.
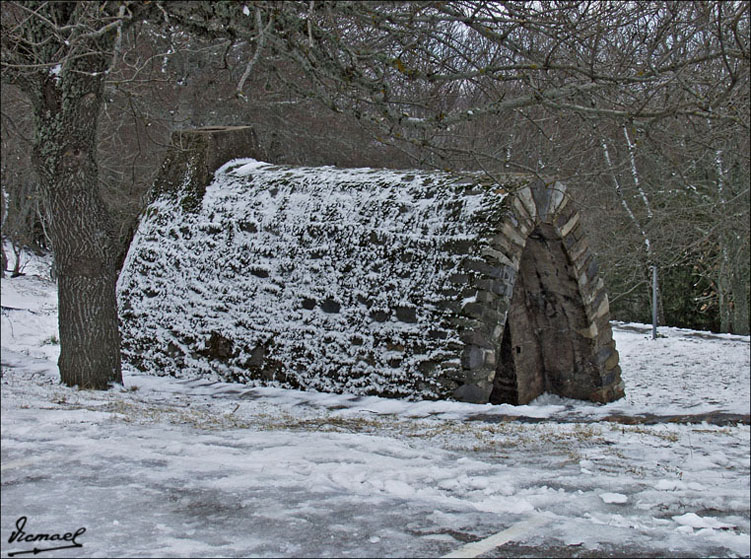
6;516;85;557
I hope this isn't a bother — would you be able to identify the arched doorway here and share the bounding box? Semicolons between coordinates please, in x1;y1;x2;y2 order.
490;224;600;405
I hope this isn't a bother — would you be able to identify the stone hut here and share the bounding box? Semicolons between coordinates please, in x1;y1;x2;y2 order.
118;126;625;405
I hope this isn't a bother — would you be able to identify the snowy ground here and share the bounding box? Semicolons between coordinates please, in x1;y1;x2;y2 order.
1;250;750;558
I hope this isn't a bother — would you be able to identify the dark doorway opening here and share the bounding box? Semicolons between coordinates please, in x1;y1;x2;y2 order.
490;224;599;404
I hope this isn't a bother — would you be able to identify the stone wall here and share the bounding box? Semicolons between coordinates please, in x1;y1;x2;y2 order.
118;127;624;404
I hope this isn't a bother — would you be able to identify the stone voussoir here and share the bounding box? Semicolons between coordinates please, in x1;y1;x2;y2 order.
515;186;538;224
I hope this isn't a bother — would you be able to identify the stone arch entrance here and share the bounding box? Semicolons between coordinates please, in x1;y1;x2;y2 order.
490;224;601;405
470;181;625;405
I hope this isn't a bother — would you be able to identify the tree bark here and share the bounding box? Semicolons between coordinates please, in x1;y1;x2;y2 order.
31;61;122;389
1;189;6;277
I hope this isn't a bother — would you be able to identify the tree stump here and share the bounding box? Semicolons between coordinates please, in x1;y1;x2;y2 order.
150;126;264;211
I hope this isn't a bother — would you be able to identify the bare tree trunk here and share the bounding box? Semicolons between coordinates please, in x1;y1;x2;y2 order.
600;135;664;327
31;63;122;389
10;241;22;277
0;188;6;277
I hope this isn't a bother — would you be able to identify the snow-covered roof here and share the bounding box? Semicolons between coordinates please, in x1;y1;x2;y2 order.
118;159;530;399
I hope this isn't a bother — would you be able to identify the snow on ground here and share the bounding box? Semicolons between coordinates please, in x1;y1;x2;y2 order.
2;251;750;558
